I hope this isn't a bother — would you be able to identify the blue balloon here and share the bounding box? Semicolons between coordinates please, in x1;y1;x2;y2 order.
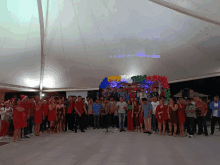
99;77;109;89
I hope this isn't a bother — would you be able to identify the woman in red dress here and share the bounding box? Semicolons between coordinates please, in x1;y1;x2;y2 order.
48;99;56;134
34;100;43;136
178;98;186;137
13;98;27;142
139;99;144;132
155;99;168;135
131;100;140;132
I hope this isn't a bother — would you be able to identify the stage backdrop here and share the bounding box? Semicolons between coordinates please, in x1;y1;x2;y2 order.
66;91;88;99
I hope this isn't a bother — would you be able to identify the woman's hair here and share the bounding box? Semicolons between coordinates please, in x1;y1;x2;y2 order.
14;98;20;106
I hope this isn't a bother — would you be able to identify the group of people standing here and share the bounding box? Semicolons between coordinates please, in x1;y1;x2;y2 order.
0;87;219;143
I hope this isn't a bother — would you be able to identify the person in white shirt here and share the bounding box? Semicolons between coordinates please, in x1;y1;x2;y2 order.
139;88;146;100
116;96;127;132
151;97;159;133
210;96;220;135
0;101;13;140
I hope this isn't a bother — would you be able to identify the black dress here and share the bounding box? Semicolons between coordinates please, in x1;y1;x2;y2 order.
168;105;178;124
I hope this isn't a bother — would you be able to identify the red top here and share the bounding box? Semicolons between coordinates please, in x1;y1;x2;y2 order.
42;104;49;116
21;102;30;116
74;101;84;114
129;93;136;100
62;101;65;104
155;105;168;122
195;102;207;116
67;102;73;114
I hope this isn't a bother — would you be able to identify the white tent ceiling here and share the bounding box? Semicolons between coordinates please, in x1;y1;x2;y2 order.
0;0;220;92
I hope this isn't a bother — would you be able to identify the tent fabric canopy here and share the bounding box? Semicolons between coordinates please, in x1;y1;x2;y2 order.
174;89;209;98
1;0;220;91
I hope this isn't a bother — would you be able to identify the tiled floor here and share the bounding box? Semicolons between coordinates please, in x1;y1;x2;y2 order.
0;128;219;165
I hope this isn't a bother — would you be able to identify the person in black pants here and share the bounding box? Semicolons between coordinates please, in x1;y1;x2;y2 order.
196;98;208;136
82;98;88;129
185;98;196;138
74;96;88;133
64;96;75;132
210;96;220;135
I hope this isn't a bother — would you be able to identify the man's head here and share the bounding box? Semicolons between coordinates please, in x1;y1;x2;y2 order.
5;101;10;108
142;98;147;104
86;97;89;101
186;98;191;105
119;96;123;102
78;96;82;101
214;96;219;102
131;89;134;93
72;96;77;101
110;97;114;102
150;96;153;102
141;88;144;92
113;87;117;92
82;98;85;102
153;97;157;102
128;85;131;89
95;99;99;103
153;87;157;92
100;96;104;101
68;96;72;101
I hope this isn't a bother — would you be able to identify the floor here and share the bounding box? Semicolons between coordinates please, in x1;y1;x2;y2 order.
0;128;219;165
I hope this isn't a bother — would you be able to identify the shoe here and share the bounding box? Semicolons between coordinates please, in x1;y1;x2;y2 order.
115;128;118;130
81;130;85;132
152;131;155;134
18;138;24;141
148;132;152;134
210;133;213;135
5;136;10;139
189;135;193;138
205;134;209;137
119;130;122;132
30;133;34;136
97;127;100;129
144;131;149;133
93;127;96;130
122;130;126;132
25;135;30;138
0;137;3;140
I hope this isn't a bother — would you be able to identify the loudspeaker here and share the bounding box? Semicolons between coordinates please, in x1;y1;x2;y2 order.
182;88;190;98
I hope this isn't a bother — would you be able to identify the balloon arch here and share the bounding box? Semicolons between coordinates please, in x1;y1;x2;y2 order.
99;75;171;101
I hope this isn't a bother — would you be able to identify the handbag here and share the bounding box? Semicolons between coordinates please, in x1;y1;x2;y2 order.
3;114;12;123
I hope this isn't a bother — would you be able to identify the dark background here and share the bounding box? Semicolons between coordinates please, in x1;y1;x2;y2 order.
169;76;220;100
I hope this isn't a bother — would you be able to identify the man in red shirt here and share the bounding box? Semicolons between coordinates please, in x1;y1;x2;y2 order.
74;96;87;133
195;97;208;136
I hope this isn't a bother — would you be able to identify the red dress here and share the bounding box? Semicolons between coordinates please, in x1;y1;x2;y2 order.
178;103;186;123
48;105;56;121
155;105;168;123
34;106;43;124
13;105;27;129
139;109;143;124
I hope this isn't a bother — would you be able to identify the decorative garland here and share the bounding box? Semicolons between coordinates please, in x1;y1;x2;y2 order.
146;75;169;89
99;75;170;99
